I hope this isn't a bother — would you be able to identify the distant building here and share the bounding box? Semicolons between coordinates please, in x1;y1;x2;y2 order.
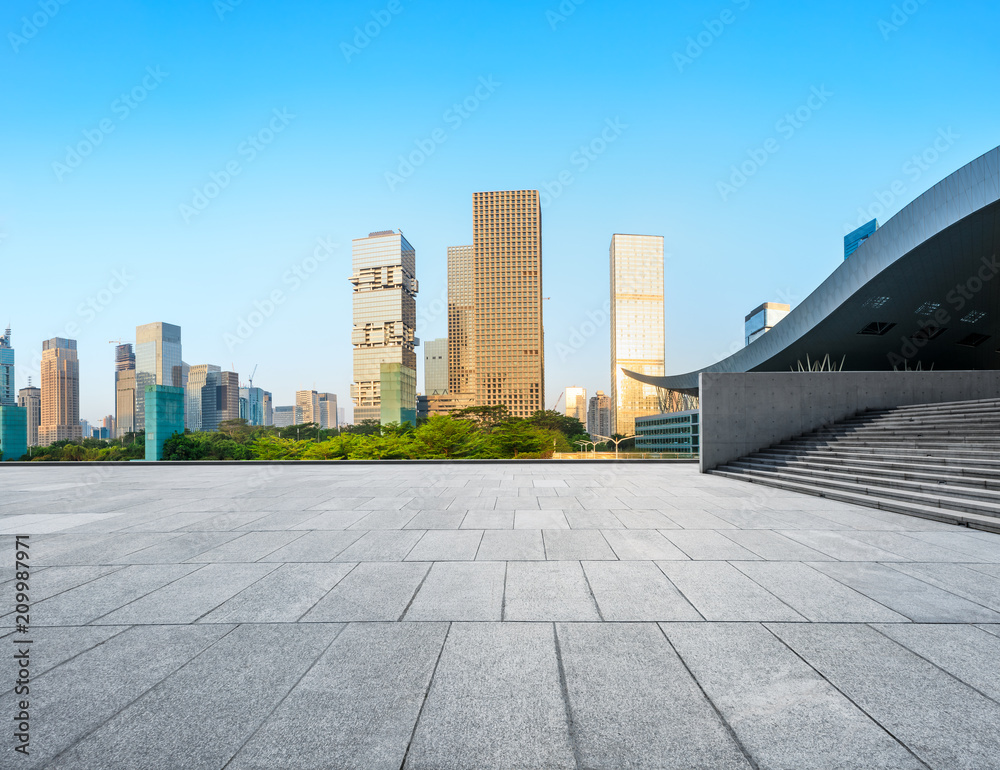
263;391;273;426
135;323;183;432
635;410;700;455
447;245;475;398
845;218;878;259
202;371;239;431
273;405;302;428
114;343;137;438
144;385;184;461
338;407;346;426
80;419;91;439
0;405;27;461
0;327;15;406
424;337;448;395
587;390;612;438
351;230;418;423
564;386;587;423
240;387;267;426
186;365;221;431
417;392;476;420
319;393;338;429
380;362;416;425
39;338;81;446
17;385;40;446
745;302;791;346
296;390;320;425
610;234;665;436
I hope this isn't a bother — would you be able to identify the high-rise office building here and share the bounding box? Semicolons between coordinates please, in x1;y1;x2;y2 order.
80;419;91;439
202;371;239;431
319;393;338;429
114;343;136;438
145;385;184;461
273;405;302;428
135;322;182;432
745;302;791;346
186;364;221;431
610;234;665;436
424;337;448;395
239;386;268;426
0;327;15;406
447;245;475;397
102;415;115;436
471;190;544;418
350;230;418;423
565;386;587;423
845;218;878;259
588;390;612;438
296;390;320;425
263;391;273;426
38;337;81;446
338;407;346;426
0;405;27;461
17;385;41;446
380;363;416;426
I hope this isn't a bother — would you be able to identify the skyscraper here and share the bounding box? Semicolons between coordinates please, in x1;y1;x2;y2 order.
447;244;475;397
202;371;239;431
0;327;15;406
186;364;221;431
17;384;40;446
588;390;612;438
115;343;136;438
38;337;81;446
296;390;320;425
135;322;182;432
263;391;273;426
565;386;587;423
0;405;27;461
471;190;544;418
610;234;664;436
319;393;338;429
745;302;791;346
424;337;448;395
240;386;268;426
350;230;418;423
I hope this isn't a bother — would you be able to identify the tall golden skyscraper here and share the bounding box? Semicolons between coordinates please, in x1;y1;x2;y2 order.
447;244;474;396
610;233;664;436
470;190;544;418
38;337;82;446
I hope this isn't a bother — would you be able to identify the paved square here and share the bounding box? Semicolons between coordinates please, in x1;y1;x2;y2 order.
3;462;1000;768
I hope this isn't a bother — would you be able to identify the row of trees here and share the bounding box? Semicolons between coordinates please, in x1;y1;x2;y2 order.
13;435;146;462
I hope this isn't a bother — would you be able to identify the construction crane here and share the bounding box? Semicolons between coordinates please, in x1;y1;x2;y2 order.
551;390;564;412
248;364;258;389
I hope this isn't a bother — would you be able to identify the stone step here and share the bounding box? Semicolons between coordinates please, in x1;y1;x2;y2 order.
756;447;1000;472
707;468;1000;534
744;454;1000;487
777;439;1000;454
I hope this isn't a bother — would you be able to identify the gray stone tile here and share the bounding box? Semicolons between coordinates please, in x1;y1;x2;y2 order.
542;529;616;560
904;531;1000;562
460;510;513;529
514;510;570;529
405;530;483;561
292;510;368;529
475;530;545;561
707;508;796;529
873;624;1000;702
887;562;1000;612
770;623;1000;770
663;530;763;560
810;562;1000;622
122;532;244;563
47;624;340;770
32;564;200;625
558;623;752;769
404;511;467;529
0;625;128;694
184;531;306;563
177;511;276;531
37;533;178;565
348;509;418;529
404;562;505;621
583;562;701;621
234;510;324;530
719;529;834;561
227;623;447;770
407;623;575;770
446;495;496;511
601;528;690;560
199;563;356;623
503;561;601;621
733;562;909;622
664;623;923;769
332;530;423;561
301;562;429;622
258;530;363;562
658;562;804;622
778;530;909;561
563;510;625;528
842;531;981;562
610;509;680;529
662;509;739;529
94;563;279;624
16;565;123;602
0;624;231;768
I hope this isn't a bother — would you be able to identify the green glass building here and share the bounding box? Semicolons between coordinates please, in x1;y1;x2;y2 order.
0;405;28;462
379;362;416;426
145;384;185;461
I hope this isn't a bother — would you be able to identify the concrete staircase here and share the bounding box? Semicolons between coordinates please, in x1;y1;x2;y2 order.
709;397;1000;533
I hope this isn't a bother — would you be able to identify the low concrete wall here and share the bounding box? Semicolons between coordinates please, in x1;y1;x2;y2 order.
699;370;1000;471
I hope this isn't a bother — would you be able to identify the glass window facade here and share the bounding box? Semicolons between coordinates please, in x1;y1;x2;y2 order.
565;386;586;423
186;364;221;431
745;302;791;346
144;385;185;461
380;363;417;426
0;405;28;461
0;327;15;406
16;386;40;446
135;323;182;432
635;409;700;455
39;337;81;446
424;337;449;395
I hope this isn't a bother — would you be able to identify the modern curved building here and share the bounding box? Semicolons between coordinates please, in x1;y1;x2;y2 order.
626;146;1000;402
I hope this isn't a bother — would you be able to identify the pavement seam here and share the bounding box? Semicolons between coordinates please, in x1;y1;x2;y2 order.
651;561;707;621
188;562;284;624
878;561;1000;617
657;623;761;770
501;561;508;621
250;529;312;561
551;622;583;770
760;622;934;770
577;560;605;622
294;561;362;621
398;562;434;621
398;621;452;769
86;562;219;624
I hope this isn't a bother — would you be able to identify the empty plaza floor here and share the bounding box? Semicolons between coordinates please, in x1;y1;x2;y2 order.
3;462;1000;769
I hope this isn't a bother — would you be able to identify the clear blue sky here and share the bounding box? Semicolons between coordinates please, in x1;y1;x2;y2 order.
2;0;997;423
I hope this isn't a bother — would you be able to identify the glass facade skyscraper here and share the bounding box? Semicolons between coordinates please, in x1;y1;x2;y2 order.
447;245;475;397
610;234;665;436
424;337;448;395
380;363;417;426
186;364;221;431
0;327;15;406
145;385;185;461
0;405;27;461
565;386;587;423
114;343;136;438
17;385;40;446
745;302;791;346
135;322;182;432
39;337;81;446
350;230;418;423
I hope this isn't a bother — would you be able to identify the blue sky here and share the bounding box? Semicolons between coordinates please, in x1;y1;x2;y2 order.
2;0;998;423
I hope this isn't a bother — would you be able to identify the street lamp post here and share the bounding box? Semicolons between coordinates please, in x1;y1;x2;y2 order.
592;434;638;460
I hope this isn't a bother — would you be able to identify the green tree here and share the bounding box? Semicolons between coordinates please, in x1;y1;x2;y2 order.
488;420;548;458
162;432;207;460
454;404;510;431
411;415;485;458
